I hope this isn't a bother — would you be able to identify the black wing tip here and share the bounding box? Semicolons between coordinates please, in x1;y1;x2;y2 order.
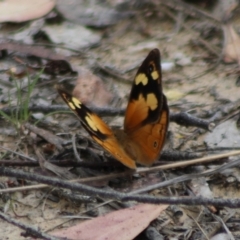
138;48;161;69
147;48;161;61
55;85;73;100
151;48;160;55
55;84;67;94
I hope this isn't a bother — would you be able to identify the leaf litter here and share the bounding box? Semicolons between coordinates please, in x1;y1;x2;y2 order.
0;0;240;239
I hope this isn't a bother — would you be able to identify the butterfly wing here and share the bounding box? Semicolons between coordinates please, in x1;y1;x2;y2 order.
124;49;164;132
124;49;169;165
57;49;168;168
57;88;136;169
127;95;169;165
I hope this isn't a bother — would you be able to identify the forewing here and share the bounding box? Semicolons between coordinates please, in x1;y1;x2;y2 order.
124;48;163;133
57;88;136;169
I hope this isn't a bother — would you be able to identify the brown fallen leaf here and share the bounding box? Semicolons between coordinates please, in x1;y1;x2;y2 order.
52;203;168;240
72;67;114;107
0;0;56;23
222;23;240;64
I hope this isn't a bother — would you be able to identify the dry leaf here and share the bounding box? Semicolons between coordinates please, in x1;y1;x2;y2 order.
52;203;168;240
0;0;56;23
222;23;240;64
73;68;114;107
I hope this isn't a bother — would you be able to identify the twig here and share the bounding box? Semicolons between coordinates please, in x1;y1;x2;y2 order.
170;112;214;131
72;133;82;162
0;171;132;193
1;166;240;207
0;146;37;162
160;150;203;161
1;150;240;194
0;159;121;168
0;149;202;167
1;105;125;116
210;214;235;240
1;104;213;130
0;211;61;240
147;150;240;172
188;214;210;240
133;156;240;194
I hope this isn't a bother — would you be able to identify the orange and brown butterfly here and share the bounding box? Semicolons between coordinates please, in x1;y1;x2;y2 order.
57;48;169;169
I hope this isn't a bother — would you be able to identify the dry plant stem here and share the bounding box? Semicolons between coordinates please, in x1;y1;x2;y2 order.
72;133;81;162
0;211;61;240
1;157;240;208
147;150;240;171
210;212;235;240
1;150;240;194
132;156;240;194
34;144;45;169
188;215;210;240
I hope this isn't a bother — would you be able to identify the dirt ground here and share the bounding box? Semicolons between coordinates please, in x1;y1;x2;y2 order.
0;1;240;239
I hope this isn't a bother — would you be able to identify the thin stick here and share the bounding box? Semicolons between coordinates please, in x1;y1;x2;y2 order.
0;211;60;240
1;166;240;207
1;150;240;194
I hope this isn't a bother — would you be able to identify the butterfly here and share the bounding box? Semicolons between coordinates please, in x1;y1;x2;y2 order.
57;49;169;169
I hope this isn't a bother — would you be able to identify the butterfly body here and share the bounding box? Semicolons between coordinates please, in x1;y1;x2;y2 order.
58;49;169;169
